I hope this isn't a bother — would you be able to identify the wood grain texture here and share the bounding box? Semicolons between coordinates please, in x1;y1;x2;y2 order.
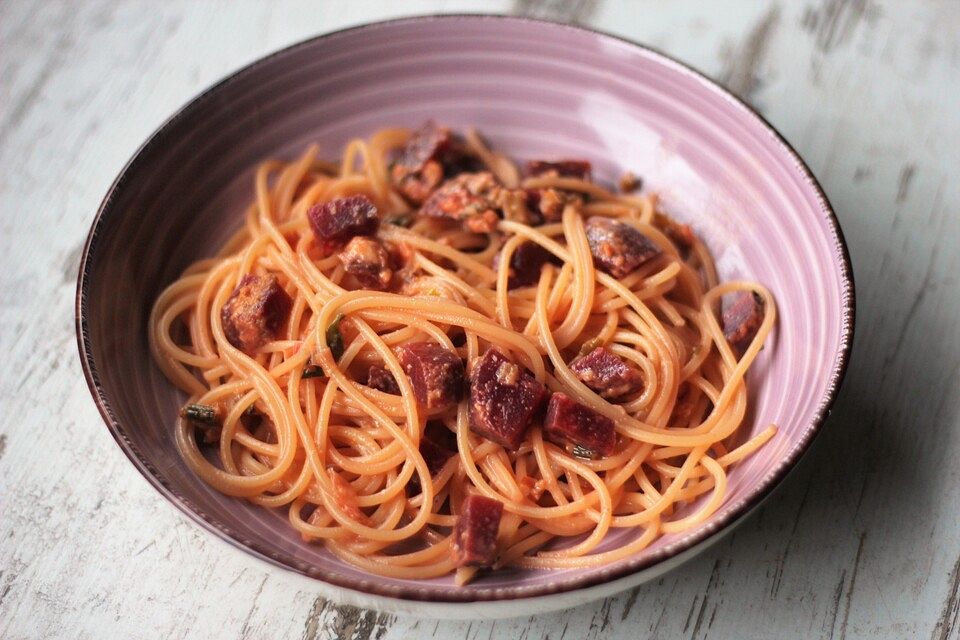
0;0;957;638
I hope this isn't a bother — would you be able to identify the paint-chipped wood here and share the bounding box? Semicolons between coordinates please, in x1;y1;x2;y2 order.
512;0;600;25
719;4;781;104
1;1;958;638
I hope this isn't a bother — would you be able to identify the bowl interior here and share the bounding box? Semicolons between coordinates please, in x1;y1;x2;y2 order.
78;15;853;601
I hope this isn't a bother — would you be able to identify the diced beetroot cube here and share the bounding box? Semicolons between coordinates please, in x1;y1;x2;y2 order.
220;274;292;354
419;436;454;477
407;422;458;496
395;121;453;172
524;186;582;224
407;437;452;498
451;495;503;568
585;216;661;278
524;159;592;181
524;188;544;219
666;221;696;250
424;419;457;451
390;122;450;204
421;421;456;476
570;347;643;400
543;392;616;457
394;342;464;410
420;172;503;234
339;236;393;290
468;348;547;450
722;291;765;354
493;241;561;289
523;161;590;224
366;364;400;394
390;121;482;204
307;195;379;253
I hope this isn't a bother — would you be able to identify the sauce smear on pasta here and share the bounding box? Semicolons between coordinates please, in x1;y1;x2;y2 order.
149;123;777;584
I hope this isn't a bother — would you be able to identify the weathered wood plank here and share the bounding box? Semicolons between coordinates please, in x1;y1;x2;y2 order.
0;1;957;638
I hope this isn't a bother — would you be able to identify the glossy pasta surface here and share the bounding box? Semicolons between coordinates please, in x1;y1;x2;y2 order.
149;125;776;583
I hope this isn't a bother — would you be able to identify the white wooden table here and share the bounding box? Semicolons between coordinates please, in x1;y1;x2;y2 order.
1;1;957;638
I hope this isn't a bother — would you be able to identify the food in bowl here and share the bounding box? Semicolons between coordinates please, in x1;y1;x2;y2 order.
148;122;777;585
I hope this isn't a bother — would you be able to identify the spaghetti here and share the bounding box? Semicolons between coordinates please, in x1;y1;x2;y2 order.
149;124;777;584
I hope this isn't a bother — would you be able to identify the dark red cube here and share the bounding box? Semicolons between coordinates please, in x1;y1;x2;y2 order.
339;236;393;290
366;364;400;395
220;274;292;354
570;347;643;400
468;348;547;450
543;392;616;457
390;121;482;204
451;495;503;568
585;216;661;278
307;194;379;253
407;422;458;496
420;172;503;234
722;291;765;354
524;159;592;181
394;342;464;410
494;241;561;289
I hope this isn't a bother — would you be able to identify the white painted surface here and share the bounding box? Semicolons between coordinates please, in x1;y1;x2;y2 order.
0;1;957;638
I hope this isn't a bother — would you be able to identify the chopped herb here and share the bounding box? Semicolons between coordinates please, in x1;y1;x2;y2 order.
385;214;413;228
326;314;345;361
571;444;596;459
297;316;345;379
180;403;220;427
301;365;326;379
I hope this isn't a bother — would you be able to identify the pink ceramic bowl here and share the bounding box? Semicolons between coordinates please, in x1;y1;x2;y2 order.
76;15;854;618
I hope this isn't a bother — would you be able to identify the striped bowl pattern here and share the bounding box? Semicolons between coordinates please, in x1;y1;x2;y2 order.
76;16;854;610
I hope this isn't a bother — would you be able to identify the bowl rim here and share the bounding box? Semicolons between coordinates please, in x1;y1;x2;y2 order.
75;13;856;604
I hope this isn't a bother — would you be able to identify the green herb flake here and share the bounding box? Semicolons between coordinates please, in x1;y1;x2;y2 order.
326;314;345;361
571;444;596;459
301;365;326;379
385;214;413;228
180;403;220;427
